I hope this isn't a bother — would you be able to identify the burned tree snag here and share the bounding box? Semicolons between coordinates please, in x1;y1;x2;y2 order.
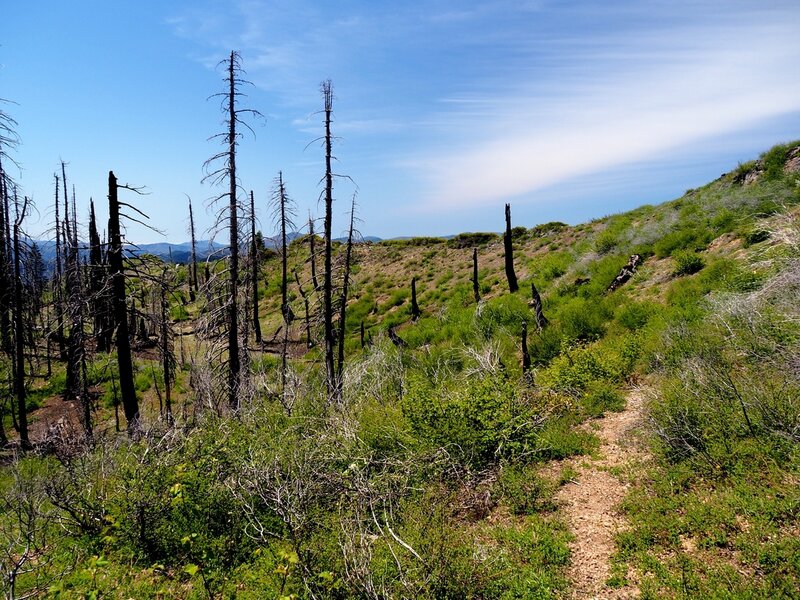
308;213;319;291
607;254;643;292
108;171;139;431
202;51;261;412
12;193;30;449
388;326;407;348
335;196;357;397
472;247;481;304
321;80;336;400
504;203;519;293
249;190;262;344
294;269;313;348
529;282;549;330
188;197;199;302
410;277;421;321
521;320;531;377
225;53;242;411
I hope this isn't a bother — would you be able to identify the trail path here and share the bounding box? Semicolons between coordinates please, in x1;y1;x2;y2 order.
555;388;648;599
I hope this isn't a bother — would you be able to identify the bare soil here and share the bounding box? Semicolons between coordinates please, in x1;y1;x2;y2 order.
552;388;649;598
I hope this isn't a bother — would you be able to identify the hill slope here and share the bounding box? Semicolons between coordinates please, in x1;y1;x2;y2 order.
4;141;800;598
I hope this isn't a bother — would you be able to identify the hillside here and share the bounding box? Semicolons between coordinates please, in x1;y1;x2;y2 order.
2;141;800;598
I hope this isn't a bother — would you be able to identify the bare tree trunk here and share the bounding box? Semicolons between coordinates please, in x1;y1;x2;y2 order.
410;276;421;321
160;267;173;424
530;282;548;330
472;247;481;304
12;193;30;449
108;171;139;431
53;175;66;360
249;190;262;344
294;270;312;349
226;52;241;412
335;196;356;398
188;197;199;301
504;203;518;293
0;169;11;356
521;320;531;378
321;80;336;400
308;213;319;290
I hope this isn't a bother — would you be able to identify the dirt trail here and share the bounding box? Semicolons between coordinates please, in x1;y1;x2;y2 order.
555;388;648;599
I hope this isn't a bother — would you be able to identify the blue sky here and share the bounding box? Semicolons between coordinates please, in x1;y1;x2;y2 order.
3;0;800;244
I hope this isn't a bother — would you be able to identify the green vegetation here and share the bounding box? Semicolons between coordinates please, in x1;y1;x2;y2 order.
2;141;800;598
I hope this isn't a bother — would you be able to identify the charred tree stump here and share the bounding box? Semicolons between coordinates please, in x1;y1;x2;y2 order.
529;282;549;330
410;277;421;321
607;254;643;292
504;203;519;293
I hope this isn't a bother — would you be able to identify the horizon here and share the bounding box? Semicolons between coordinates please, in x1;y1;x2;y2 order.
3;1;800;244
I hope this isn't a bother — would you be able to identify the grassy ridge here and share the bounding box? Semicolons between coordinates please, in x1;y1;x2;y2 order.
2;142;799;598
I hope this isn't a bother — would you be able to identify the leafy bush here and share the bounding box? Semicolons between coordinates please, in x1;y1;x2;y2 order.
402;373;544;467
448;232;499;249
616;301;657;331
672;250;705;276
594;231;618;254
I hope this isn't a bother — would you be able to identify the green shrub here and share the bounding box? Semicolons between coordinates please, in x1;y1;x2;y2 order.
448;232;499;248
557;297;610;342
497;464;556;515
581;382;625;418
402;372;543;467
594;231;618;254
616;301;657;331
672;250;705;276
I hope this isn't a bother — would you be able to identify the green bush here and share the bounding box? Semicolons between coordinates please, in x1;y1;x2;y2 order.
448;232;499;249
594;231;618;254
497;464;556;515
616;301;657;331
402;373;543;467
672;250;705;276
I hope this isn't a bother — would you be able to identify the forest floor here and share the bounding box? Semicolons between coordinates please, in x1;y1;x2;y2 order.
549;387;650;598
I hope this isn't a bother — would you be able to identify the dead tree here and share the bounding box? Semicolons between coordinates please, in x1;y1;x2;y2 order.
607;254;643;292
203;50;262;411
0;162;11;357
62;165;91;437
52;174;66;360
159;266;176;424
529;282;549;330
249;190;262;344
188;197;199;302
335;195;357;398
308;213;319;290
12;192;30;449
321;79;336;400
521;320;531;378
270;172;296;398
504;203;519;293
472;247;480;304
410;276;421;321
388;326;407;348
294;270;313;348
107;171;141;432
88;200;109;352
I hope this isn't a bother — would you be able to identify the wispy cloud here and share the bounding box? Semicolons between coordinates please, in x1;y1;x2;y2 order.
413;3;800;210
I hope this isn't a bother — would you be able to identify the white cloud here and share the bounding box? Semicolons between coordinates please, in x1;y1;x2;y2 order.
414;6;800;210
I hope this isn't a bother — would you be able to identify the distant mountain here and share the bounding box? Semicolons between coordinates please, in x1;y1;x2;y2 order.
30;239;229;268
29;232;392;268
